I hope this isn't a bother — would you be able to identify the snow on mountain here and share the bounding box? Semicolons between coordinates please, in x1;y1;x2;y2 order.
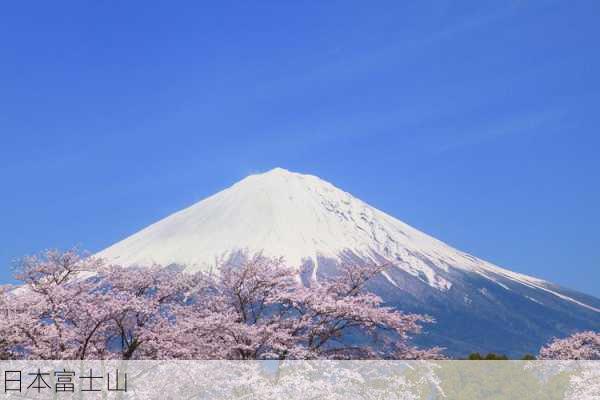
98;167;598;314
97;167;600;356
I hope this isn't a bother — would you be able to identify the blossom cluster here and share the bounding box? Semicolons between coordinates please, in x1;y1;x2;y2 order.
0;250;442;360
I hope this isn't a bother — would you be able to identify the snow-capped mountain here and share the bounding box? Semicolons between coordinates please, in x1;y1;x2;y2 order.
98;167;600;356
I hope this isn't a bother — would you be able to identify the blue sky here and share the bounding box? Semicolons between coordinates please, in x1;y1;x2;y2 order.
1;1;599;296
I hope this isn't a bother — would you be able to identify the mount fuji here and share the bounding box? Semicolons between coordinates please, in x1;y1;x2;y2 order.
98;167;600;356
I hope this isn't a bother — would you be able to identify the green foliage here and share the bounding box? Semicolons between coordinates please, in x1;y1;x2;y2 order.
466;352;536;360
467;352;509;360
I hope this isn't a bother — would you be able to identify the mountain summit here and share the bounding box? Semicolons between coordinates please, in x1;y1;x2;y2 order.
98;167;600;356
96;168;548;292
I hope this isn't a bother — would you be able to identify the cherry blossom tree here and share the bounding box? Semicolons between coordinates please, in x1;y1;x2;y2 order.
538;331;600;360
266;360;426;400
0;250;113;359
97;264;198;359
177;255;443;359
565;363;600;400
0;250;192;360
0;249;442;360
528;330;600;398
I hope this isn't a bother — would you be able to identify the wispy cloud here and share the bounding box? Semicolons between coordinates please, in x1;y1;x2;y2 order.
433;108;567;155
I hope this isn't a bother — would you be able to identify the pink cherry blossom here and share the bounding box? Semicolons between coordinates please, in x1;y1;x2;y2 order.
0;249;443;360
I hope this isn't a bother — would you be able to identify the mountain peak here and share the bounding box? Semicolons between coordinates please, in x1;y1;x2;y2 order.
96;169;600;355
97;169;599;313
250;167;309;180
263;167;293;175
246;167;316;184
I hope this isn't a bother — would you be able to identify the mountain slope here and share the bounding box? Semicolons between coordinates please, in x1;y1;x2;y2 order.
98;167;600;356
